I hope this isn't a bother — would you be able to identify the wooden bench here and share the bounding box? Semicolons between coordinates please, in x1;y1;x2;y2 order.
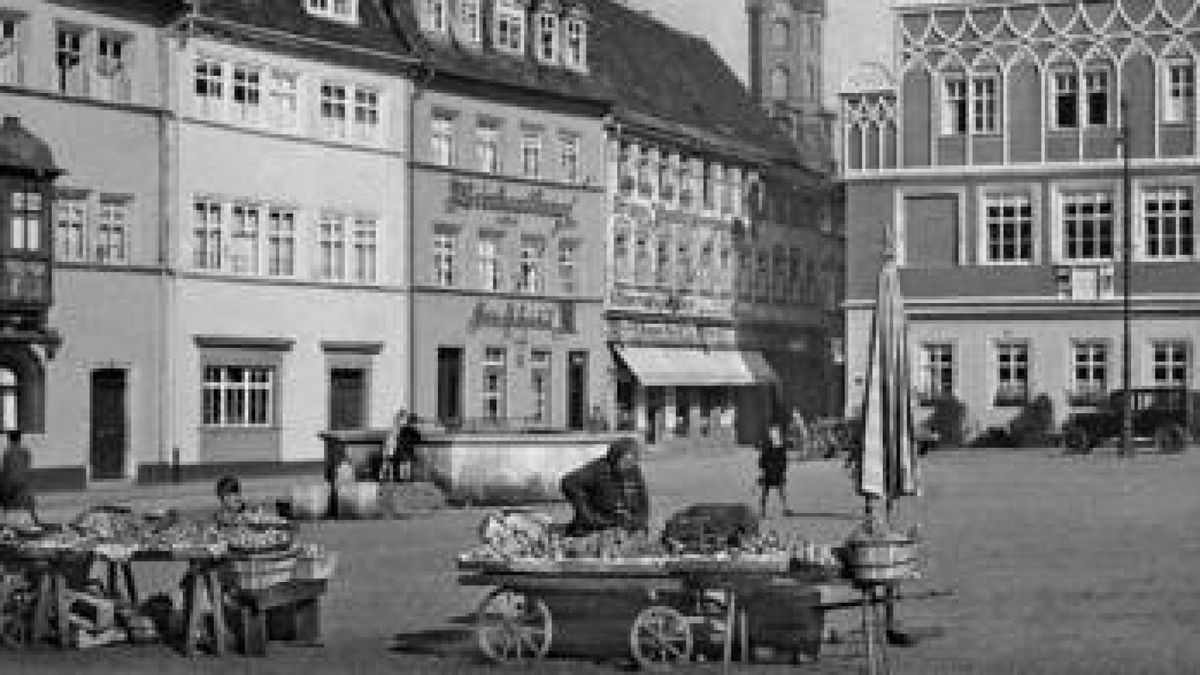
230;579;326;656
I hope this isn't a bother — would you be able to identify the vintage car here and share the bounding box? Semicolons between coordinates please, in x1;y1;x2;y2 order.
1061;387;1193;454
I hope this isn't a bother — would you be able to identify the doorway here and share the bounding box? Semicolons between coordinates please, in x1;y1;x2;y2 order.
328;368;368;430
567;350;587;430
437;347;463;426
90;369;127;480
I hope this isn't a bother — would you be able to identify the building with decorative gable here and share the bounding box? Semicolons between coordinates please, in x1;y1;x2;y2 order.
841;0;1200;437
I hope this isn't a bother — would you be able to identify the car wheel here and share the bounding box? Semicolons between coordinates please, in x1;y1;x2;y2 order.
1063;426;1091;454
1154;424;1186;454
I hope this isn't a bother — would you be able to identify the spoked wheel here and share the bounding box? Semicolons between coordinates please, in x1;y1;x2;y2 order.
475;588;553;663
630;605;694;671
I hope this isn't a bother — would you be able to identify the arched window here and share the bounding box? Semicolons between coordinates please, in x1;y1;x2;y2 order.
0;367;17;432
770;66;790;100
771;20;790;49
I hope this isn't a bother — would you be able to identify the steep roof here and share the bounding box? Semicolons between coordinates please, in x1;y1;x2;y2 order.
188;0;420;69
587;0;797;165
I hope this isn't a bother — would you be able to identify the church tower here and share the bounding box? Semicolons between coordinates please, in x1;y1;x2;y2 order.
747;0;832;164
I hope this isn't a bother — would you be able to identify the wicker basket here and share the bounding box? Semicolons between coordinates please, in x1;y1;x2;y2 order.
220;550;297;590
846;538;918;582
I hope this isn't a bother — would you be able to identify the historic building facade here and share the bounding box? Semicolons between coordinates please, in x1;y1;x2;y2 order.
841;0;1200;435
398;0;610;431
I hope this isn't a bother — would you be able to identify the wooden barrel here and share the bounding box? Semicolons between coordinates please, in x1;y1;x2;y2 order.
336;481;382;519
290;483;331;520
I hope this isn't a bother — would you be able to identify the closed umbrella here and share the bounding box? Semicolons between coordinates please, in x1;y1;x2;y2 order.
857;246;919;515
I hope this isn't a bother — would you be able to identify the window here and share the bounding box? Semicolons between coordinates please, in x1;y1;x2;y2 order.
94;33;130;103
231;64;263;124
1152;341;1189;387
736;248;753;300
984;193;1034;263
424;0;447;33
770;66;789;100
9;191;40;251
192;199;223;270
636;150;652;196
268;70;299;131
654;238;671;286
613;228;631;284
942;76;967;135
971;74;998;133
459;0;482;43
919;343;954;402
788;247;802;302
1071;341;1108;403
431;115;455;166
634;234;652;285
1085;68;1109;126
755;250;770;302
476;121;500;174
266;207;295;276
55;197;86;262
994;341;1029;406
772;245;787;303
1052;69;1078;128
558;240;577;293
771;20;790;48
560;134;580;182
433;231;457;286
1061;191;1114;261
317;214;347;281
478;236;502;291
55;26;84;96
1165;61;1195;124
194;57;224;117
305;0;358;22
0;15;23;85
1143;186;1194;259
677;240;693;288
202;365;274;427
352;87;380;141
351;217;378;283
702;164;716;211
521;132;541;179
482;347;507;422
495;1;525;53
530;350;550;424
229;203;260;274
537;13;558;63
518;238;545;294
564;18;587;69
320;82;348;139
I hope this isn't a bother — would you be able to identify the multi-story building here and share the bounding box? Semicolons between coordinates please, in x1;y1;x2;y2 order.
598;0;835;448
841;0;1200;436
395;0;611;431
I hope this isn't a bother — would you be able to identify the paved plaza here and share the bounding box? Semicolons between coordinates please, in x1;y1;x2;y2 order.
5;446;1200;674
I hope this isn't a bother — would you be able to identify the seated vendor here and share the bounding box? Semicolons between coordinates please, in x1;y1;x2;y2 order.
560;438;649;537
215;474;248;523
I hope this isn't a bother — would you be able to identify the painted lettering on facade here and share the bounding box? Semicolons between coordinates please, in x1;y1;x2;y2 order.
607;288;733;317
468;299;576;334
447;179;578;229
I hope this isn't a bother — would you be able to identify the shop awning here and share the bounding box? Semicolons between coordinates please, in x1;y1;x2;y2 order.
615;346;779;387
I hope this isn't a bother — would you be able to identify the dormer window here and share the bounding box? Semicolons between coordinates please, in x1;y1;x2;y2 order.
495;0;526;54
564;16;586;69
305;0;357;23
537;13;559;63
424;0;447;33
459;0;482;44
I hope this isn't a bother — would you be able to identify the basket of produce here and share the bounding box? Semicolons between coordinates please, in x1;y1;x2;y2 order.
220;549;298;591
293;544;339;581
223;525;293;555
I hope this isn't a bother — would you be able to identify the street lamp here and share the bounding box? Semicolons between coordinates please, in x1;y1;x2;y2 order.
1117;96;1133;457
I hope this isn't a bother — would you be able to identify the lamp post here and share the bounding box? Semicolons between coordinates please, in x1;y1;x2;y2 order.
1118;96;1133;457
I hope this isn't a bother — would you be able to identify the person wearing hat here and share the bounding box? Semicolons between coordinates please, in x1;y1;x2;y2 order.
560;438;649;537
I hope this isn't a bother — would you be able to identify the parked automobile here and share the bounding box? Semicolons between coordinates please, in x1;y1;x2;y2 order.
1060;387;1193;454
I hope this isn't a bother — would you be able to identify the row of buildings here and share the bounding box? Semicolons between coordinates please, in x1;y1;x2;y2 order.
840;0;1200;438
1;0;842;488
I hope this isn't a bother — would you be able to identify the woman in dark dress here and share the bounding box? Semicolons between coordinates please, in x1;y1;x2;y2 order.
758;422;790;517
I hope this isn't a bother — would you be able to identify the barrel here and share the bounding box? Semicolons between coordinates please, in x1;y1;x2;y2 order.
336;481;382;519
290;483;331;520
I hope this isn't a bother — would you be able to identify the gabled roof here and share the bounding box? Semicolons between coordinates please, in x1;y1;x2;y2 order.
586;0;797;165
188;0;420;70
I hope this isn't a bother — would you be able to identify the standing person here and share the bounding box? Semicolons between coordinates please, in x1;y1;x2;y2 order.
758;422;791;518
0;431;37;525
560;438;650;537
390;411;422;482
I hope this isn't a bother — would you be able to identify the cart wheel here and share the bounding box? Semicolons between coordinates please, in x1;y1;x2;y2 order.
475;588;553;663
630;605;693;671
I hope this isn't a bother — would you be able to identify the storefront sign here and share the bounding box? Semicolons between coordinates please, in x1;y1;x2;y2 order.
607;288;733;317
468;299;576;335
447;180;577;229
608;319;736;346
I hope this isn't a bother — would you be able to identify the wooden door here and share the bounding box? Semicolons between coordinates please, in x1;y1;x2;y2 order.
437;347;463;426
90;369;127;480
328;368;367;430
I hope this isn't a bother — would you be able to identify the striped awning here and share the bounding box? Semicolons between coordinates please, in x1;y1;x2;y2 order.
615;346;778;387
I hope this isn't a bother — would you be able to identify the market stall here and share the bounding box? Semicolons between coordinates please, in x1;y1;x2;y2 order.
0;505;337;655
